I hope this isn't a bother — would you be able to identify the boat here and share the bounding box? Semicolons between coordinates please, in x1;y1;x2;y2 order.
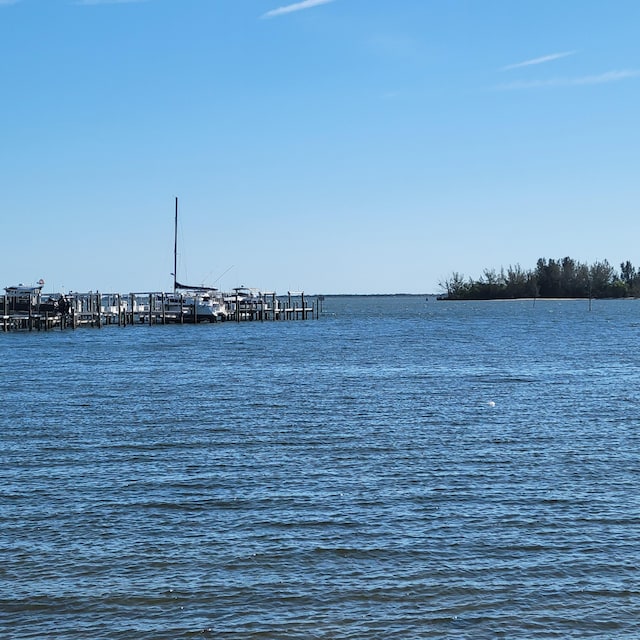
169;198;228;322
224;286;277;320
3;282;66;315
164;287;228;322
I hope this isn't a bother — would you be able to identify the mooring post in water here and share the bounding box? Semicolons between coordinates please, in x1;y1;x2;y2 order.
97;292;102;328
148;293;153;326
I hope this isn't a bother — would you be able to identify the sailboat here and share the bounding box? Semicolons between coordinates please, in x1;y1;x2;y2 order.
166;197;228;322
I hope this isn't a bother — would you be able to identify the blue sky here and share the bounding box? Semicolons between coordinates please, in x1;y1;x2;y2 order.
1;0;639;294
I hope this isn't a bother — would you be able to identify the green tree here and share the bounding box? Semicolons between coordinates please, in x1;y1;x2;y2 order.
440;255;638;300
620;261;636;296
439;272;468;299
504;263;531;298
589;260;616;297
535;258;562;297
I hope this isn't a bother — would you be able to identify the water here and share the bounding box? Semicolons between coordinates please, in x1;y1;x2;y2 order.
2;296;640;638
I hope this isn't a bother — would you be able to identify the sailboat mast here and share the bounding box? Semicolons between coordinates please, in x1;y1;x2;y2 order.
173;197;178;293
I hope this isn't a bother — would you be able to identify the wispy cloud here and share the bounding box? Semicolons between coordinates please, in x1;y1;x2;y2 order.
262;0;335;19
0;0;21;5
502;51;576;71
497;69;640;90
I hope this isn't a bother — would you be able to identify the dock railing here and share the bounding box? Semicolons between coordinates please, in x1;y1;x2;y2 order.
1;289;321;331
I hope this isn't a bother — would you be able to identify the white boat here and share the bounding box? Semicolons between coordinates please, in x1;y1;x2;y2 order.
169;198;229;322
224;286;277;319
165;286;228;322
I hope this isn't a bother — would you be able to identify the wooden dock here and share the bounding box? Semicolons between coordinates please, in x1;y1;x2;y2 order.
0;290;319;332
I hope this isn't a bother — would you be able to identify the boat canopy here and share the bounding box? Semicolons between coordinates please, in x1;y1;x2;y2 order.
5;284;44;295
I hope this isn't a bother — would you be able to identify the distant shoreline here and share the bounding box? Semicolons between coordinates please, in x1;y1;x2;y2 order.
320;293;433;297
320;294;639;300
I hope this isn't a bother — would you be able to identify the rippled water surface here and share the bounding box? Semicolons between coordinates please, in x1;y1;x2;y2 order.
2;296;640;638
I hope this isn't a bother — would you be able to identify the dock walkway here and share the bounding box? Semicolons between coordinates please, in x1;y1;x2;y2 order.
0;290;319;332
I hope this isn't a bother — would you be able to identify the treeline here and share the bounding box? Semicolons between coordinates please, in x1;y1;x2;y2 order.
440;258;640;300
